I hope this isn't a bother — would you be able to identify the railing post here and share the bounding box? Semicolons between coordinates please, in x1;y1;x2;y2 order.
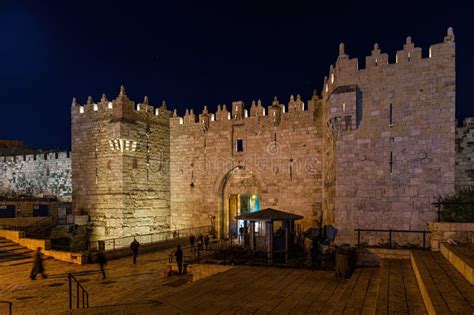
388;230;392;249
86;292;89;307
357;229;361;248
82;288;85;307
76;282;79;308
422;232;426;250
437;200;441;222
68;273;72;309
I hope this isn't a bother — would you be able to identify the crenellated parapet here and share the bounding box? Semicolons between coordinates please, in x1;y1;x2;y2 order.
324;27;456;137
71;85;171;126
0;151;70;163
169;92;322;131
322;27;456;101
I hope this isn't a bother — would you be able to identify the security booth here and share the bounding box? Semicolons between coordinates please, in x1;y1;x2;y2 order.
235;207;303;264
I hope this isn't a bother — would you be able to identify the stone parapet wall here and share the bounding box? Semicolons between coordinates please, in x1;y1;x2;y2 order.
428;222;474;251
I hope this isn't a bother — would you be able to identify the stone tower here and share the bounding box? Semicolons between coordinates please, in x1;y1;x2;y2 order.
71;86;171;241
323;29;456;243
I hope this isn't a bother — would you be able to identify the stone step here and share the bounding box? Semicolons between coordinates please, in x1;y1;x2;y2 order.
440;242;474;285
0;255;53;267
0;247;33;257
411;250;474;314
0;241;20;247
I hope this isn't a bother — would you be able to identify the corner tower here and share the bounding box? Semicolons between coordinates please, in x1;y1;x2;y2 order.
71;86;171;242
322;28;456;243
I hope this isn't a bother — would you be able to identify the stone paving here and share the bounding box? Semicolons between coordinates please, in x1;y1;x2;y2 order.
0;247;194;314
0;246;427;314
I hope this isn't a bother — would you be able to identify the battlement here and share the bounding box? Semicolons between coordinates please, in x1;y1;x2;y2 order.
71;85;171;124
169;92;322;128
460;117;474;128
0;151;71;163
322;27;455;99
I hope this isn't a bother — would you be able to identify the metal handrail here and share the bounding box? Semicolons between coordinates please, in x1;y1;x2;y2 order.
0;301;12;315
88;225;212;252
354;228;431;250
68;273;89;309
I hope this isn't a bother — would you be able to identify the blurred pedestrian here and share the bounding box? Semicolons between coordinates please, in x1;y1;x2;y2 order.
97;251;107;280
30;247;47;280
204;234;210;251
189;234;196;253
130;237;140;265
175;245;183;274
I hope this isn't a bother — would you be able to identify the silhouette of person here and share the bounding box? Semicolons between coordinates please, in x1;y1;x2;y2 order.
239;225;245;243
97;251;107;279
198;234;204;252
130;238;140;265
30;247;47;280
175;245;183;274
204;234;210;251
189;234;196;253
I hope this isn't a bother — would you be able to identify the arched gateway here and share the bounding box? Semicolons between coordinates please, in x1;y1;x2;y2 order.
217;166;261;238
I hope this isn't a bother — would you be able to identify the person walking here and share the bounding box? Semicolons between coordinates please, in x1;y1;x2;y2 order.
197;234;204;252
30;247;47;280
97;251;107;280
239;225;244;243
175;245;183;274
204;234;210;251
189;234;196;253
130;237;140;265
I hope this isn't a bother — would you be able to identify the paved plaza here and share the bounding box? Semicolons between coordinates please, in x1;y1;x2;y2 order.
0;245;428;314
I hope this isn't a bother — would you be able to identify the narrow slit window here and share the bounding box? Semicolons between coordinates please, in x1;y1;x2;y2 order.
390;151;393;175
236;139;244;152
389;104;393;126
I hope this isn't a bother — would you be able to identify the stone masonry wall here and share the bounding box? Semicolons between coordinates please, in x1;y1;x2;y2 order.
455;117;474;189
169;96;323;236
72;88;170;241
324;30;456;243
0;152;71;201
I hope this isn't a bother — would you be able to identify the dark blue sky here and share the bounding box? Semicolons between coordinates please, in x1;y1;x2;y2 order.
0;1;472;150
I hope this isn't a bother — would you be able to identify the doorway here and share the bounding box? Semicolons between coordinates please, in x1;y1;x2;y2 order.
227;194;260;238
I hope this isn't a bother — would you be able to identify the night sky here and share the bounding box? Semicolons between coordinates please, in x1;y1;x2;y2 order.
1;1;472;150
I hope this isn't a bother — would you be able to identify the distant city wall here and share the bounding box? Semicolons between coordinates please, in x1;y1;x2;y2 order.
0;152;71;202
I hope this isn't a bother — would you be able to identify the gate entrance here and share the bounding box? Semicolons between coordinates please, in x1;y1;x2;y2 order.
226;194;260;237
218;166;261;238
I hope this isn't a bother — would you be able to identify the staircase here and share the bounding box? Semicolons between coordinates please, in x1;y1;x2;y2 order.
411;244;474;314
0;236;52;267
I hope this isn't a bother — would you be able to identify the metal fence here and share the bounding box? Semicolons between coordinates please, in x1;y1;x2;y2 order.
88;225;212;252
354;229;430;250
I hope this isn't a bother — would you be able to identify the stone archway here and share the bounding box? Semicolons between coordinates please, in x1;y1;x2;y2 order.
217;166;261;238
